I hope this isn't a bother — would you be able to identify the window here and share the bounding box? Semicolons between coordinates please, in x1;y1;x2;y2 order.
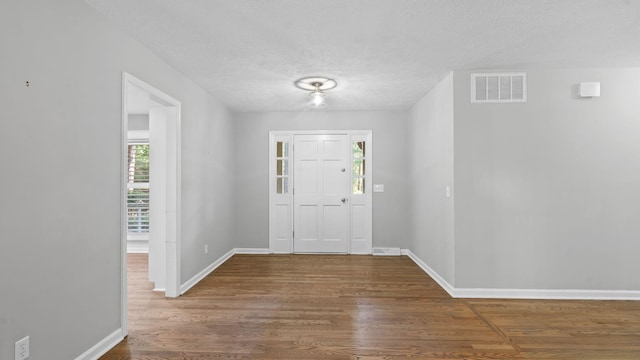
353;141;365;194
276;141;289;194
127;144;150;233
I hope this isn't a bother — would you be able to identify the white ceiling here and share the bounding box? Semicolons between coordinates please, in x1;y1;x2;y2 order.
85;0;640;112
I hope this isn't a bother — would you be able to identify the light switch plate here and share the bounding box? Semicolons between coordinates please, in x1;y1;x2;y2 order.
579;82;600;97
373;184;384;193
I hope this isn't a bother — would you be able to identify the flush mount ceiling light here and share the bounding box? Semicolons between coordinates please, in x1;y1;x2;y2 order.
295;77;337;109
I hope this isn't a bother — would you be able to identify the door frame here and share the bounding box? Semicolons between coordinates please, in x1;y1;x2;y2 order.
121;72;182;336
268;130;373;254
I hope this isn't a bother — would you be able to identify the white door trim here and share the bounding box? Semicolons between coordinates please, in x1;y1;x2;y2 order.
268;130;372;255
121;72;182;336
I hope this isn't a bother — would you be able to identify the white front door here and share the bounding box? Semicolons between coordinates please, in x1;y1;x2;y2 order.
293;134;349;253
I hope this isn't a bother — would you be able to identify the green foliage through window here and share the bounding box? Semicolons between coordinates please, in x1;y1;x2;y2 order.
128;144;149;183
353;141;365;194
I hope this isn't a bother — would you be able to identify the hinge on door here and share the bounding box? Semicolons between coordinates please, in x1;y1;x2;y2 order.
292;231;295;239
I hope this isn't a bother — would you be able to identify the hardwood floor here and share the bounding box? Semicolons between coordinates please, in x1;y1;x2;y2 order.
101;254;640;359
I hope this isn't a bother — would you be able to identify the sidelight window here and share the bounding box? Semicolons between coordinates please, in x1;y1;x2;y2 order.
352;141;365;194
276;141;289;194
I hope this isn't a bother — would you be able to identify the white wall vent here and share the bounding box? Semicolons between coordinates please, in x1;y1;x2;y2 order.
372;247;401;256
471;72;527;103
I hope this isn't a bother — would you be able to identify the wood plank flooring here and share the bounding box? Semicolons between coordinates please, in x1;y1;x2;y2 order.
100;254;640;359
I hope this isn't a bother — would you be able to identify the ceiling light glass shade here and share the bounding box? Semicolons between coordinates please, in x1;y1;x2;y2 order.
295;76;336;109
310;90;326;108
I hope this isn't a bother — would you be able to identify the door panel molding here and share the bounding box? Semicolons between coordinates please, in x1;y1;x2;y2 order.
293;134;349;253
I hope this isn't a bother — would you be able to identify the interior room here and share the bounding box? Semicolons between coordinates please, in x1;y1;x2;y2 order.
1;0;639;359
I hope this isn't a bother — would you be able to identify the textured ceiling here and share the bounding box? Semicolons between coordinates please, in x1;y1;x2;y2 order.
84;0;640;112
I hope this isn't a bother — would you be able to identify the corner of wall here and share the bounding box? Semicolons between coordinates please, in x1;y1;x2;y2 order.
74;329;124;360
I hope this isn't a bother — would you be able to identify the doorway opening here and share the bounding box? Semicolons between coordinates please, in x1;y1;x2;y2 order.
269;131;373;254
121;72;182;336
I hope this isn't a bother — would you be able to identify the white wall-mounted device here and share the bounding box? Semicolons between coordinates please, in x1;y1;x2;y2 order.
579;82;600;98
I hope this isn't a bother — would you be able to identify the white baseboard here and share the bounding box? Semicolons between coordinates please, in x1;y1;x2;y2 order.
402;249;640;301
180;248;235;295
452;287;640;300
180;248;269;295
75;328;123;360
82;249;241;359
86;248;640;360
402;249;455;296
234;247;270;254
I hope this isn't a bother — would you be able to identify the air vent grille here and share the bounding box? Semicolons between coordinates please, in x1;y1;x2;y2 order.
471;72;527;103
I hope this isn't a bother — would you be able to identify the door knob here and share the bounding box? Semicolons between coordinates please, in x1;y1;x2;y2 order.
341;198;348;203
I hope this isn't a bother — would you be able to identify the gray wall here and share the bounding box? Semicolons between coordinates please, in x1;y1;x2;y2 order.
453;68;640;290
233;111;409;250
181;85;236;283
0;1;235;359
2;3;636;359
407;73;455;285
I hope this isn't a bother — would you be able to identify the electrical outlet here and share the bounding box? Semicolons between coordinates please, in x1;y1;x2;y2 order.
15;336;29;360
204;244;208;254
